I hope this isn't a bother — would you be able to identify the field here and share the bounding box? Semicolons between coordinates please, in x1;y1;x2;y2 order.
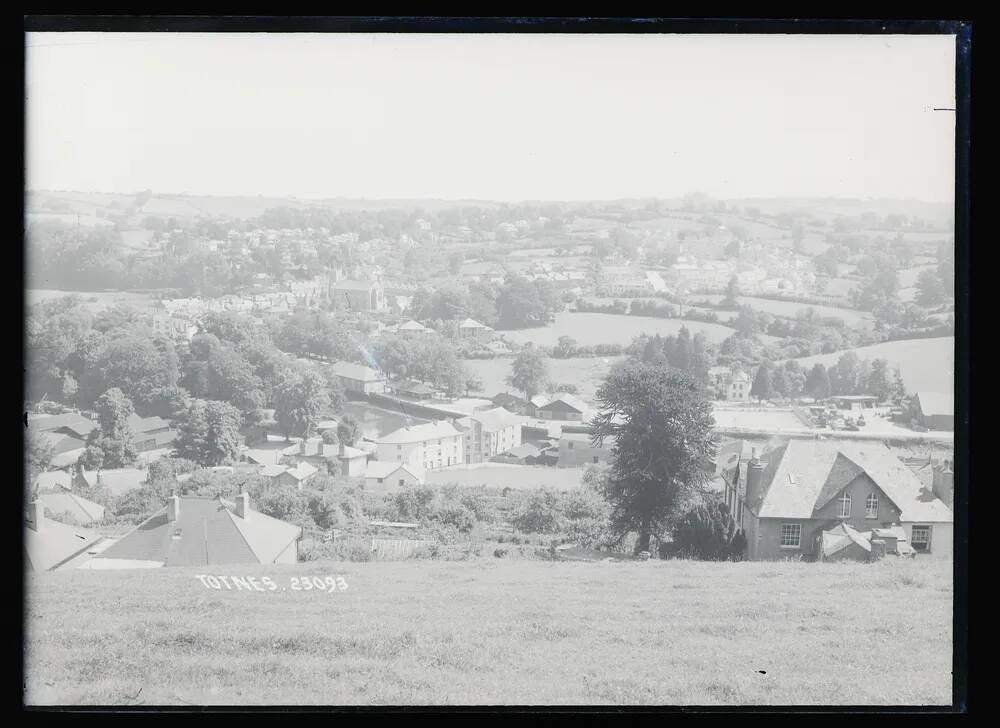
427;464;585;491
25;558;952;706
700;295;872;327
711;408;806;431
465;356;627;404
26;289;156;313
501;312;737;348
791;337;954;394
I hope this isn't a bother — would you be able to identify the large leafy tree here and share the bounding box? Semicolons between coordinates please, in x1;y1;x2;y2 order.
174;399;244;466
805;363;831;399
86;387;139;468
506;345;550;400
590;362;717;553
496;275;558;329
750;363;773;401
273;368;331;440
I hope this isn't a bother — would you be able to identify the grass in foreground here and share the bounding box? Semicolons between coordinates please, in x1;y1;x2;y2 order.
25;557;952;706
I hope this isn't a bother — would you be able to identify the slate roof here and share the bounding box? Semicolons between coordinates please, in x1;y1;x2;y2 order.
25;513;103;571
126;414;172;433
37;491;106;525
750;440;953;523
94;496;301;567
365;461;426;482
915;392;954;418
80;468;148;496
332;361;384;382
28;412;98;436
538;394;589;414
471;407;521;432
378;421;461;445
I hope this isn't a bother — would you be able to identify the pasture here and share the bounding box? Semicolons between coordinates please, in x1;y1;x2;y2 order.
26;289;156;314
465;356;627;404
427;464;585;491
700;295;872;327
501;312;737;347
24;558;952;706
791;337;954;394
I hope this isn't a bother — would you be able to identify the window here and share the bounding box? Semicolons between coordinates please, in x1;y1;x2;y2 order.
911;525;932;552
568;442;574;449
398;479;405;487
593;456;599;463
865;493;879;519
377;478;384;484
780;523;801;548
838;492;852;518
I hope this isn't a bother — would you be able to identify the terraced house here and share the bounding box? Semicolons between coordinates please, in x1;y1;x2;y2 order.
719;439;953;561
375;420;464;471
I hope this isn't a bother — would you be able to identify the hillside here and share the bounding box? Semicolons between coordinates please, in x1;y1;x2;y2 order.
25;558;951;706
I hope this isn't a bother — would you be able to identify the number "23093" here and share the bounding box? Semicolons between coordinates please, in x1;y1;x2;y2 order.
291;576;348;593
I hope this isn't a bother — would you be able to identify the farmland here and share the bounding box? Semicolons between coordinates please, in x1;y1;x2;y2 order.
26;288;156;313
791;337;954;394
700;295;873;328
25;558;952;706
502;312;738;348
465;355;627;404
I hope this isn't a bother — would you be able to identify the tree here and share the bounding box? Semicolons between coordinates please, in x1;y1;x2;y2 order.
336;416;361;447
496;275;558;329
891;366;908;403
915;268;946;307
590;362;717;553
805;363;831;399
91;387;138;468
174;399;244;466
506;345;550;400
721;276;740;309
866;358;893;401
273;368;331;440
464;371;484;398
147;385;191;419
781;360;806;399
26;430;55;487
832;351;861;395
553;335;579;358
750;364;772;401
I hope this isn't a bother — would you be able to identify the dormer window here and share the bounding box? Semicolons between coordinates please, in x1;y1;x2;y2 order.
838;492;852;518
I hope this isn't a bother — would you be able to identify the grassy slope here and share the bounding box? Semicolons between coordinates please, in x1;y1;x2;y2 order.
25;558;951;706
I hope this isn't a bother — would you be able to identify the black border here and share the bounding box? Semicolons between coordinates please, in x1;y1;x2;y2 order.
18;15;974;717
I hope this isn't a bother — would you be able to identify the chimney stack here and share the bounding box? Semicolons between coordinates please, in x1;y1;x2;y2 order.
27;500;45;532
236;492;250;520
932;459;954;510
745;450;767;511
339;441;346;458
166;495;180;522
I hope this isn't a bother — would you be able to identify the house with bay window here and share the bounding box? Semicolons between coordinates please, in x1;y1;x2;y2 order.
717;438;952;560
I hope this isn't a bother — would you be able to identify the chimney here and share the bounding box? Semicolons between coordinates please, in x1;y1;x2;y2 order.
299;439;307;455
27;500;45;532
339;441;346;458
745;450;767;511
166;495;180;522
932;459;954;510
236;492;250;520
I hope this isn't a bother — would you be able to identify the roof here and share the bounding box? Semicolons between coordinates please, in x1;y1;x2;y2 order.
507;443;542;458
37;491;106;525
262;462;317;481
538;393;589;414
331;361;384;382
458;318;491;329
398;319;429;331
714;439;754;476
493;392;529;406
25;515;103;571
750;440;953;523
915;392;954;418
820;523;871;558
38;431;86;456
95;496;301;567
365;461;426;481
831;395;879;402
80;468;148;496
378;420;461;445
126;414;172;433
29;413;98;438
338;445;367;460
471;407;522;432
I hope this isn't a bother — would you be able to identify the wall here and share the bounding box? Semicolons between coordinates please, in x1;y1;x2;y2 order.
365;392;464;421
901;522;953;558
375;435;463;471
811;474;903;532
557;439;611;467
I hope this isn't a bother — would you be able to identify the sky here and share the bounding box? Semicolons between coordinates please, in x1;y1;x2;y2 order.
25;32;957;203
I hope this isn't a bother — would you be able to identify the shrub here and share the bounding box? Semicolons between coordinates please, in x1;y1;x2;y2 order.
511;489;565;535
493;547;508;558
670;501;746;560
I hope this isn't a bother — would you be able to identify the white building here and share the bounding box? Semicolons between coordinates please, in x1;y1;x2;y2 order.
455;407;522;464
375;421;464;470
364;461;426;492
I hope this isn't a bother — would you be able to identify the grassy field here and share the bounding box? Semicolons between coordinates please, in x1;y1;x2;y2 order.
26;289;156;313
502;312;737;348
700;295;872;327
25;558;952;706
465;356;627;404
427;464;585;491
791;336;954;394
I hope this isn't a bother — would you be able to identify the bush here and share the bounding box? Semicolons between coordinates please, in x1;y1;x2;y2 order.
493;547;509;558
670;501;746;560
510;489;565;535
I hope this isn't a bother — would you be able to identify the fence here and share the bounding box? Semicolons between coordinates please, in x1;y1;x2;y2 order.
370;538;433;560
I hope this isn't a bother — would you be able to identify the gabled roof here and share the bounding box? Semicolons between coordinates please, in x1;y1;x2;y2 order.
25;516;103;571
378;420;461;444
820;523;871;558
126;414;172;434
37;431;86;456
398;320;429;331
458;318;491;329
493;392;529;406
338;445;367;460
28;413;98;439
538;393;589;414
33;470;73;493
507;443;542;458
751;440;953;523
95;496;301;567
915;391;954;418
471;407;522;432
365;460;426;481
37;492;106;525
331;360;384;382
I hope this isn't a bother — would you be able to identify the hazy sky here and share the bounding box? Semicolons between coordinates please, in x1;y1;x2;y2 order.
25;32;956;203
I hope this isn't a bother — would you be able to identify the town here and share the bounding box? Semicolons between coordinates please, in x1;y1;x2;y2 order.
25;190;955;570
